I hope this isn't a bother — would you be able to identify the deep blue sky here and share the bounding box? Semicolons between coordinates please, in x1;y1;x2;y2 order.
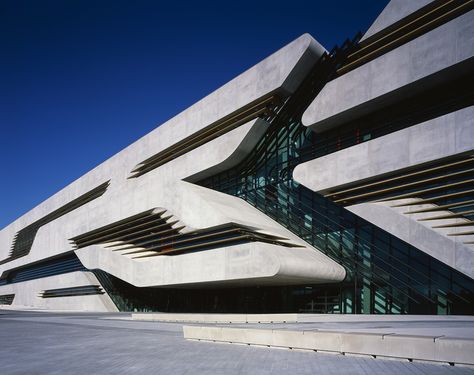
0;0;387;228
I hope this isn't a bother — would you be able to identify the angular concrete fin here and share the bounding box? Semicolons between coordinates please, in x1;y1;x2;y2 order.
361;0;432;42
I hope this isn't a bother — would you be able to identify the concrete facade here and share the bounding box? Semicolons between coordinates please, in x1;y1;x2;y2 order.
0;33;345;311
0;271;117;311
1;1;473;314
302;10;474;132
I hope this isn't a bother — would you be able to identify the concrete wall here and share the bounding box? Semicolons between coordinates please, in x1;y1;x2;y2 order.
302;11;474;131
294;106;474;193
0;271;117;311
74;182;346;288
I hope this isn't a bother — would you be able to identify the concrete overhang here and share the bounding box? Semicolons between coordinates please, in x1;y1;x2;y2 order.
301;11;474;133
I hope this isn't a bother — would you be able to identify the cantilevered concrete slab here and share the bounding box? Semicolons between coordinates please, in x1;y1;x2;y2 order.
294;106;474;194
75;183;346;288
302;11;474;132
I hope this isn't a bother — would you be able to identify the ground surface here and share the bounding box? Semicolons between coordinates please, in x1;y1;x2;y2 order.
1;309;473;375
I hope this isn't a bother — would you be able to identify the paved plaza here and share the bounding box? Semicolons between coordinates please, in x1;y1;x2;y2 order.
1;309;473;374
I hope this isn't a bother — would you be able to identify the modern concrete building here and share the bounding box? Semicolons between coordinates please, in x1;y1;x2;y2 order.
1;0;473;314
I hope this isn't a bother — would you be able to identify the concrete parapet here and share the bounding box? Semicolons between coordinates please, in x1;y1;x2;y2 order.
435;337;474;365
183;326;474;365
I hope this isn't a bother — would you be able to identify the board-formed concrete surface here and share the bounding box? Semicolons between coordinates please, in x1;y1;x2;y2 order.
1;309;474;375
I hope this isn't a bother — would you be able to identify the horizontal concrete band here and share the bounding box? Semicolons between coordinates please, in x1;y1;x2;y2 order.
132;313;297;323
183;326;474;365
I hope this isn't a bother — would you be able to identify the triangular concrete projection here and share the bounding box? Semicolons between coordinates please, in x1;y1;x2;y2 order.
361;0;432;42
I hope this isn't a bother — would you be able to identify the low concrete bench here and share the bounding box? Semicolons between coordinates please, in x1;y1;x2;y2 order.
183;325;474;366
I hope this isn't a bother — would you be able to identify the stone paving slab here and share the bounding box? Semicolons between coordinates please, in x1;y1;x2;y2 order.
1;309;474;374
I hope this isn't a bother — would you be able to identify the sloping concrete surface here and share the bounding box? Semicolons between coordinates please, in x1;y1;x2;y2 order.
348;200;474;279
1;309;473;374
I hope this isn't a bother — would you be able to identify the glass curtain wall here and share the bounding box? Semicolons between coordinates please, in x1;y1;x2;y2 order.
197;42;474;315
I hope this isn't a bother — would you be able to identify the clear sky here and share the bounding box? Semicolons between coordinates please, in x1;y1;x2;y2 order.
0;0;387;228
